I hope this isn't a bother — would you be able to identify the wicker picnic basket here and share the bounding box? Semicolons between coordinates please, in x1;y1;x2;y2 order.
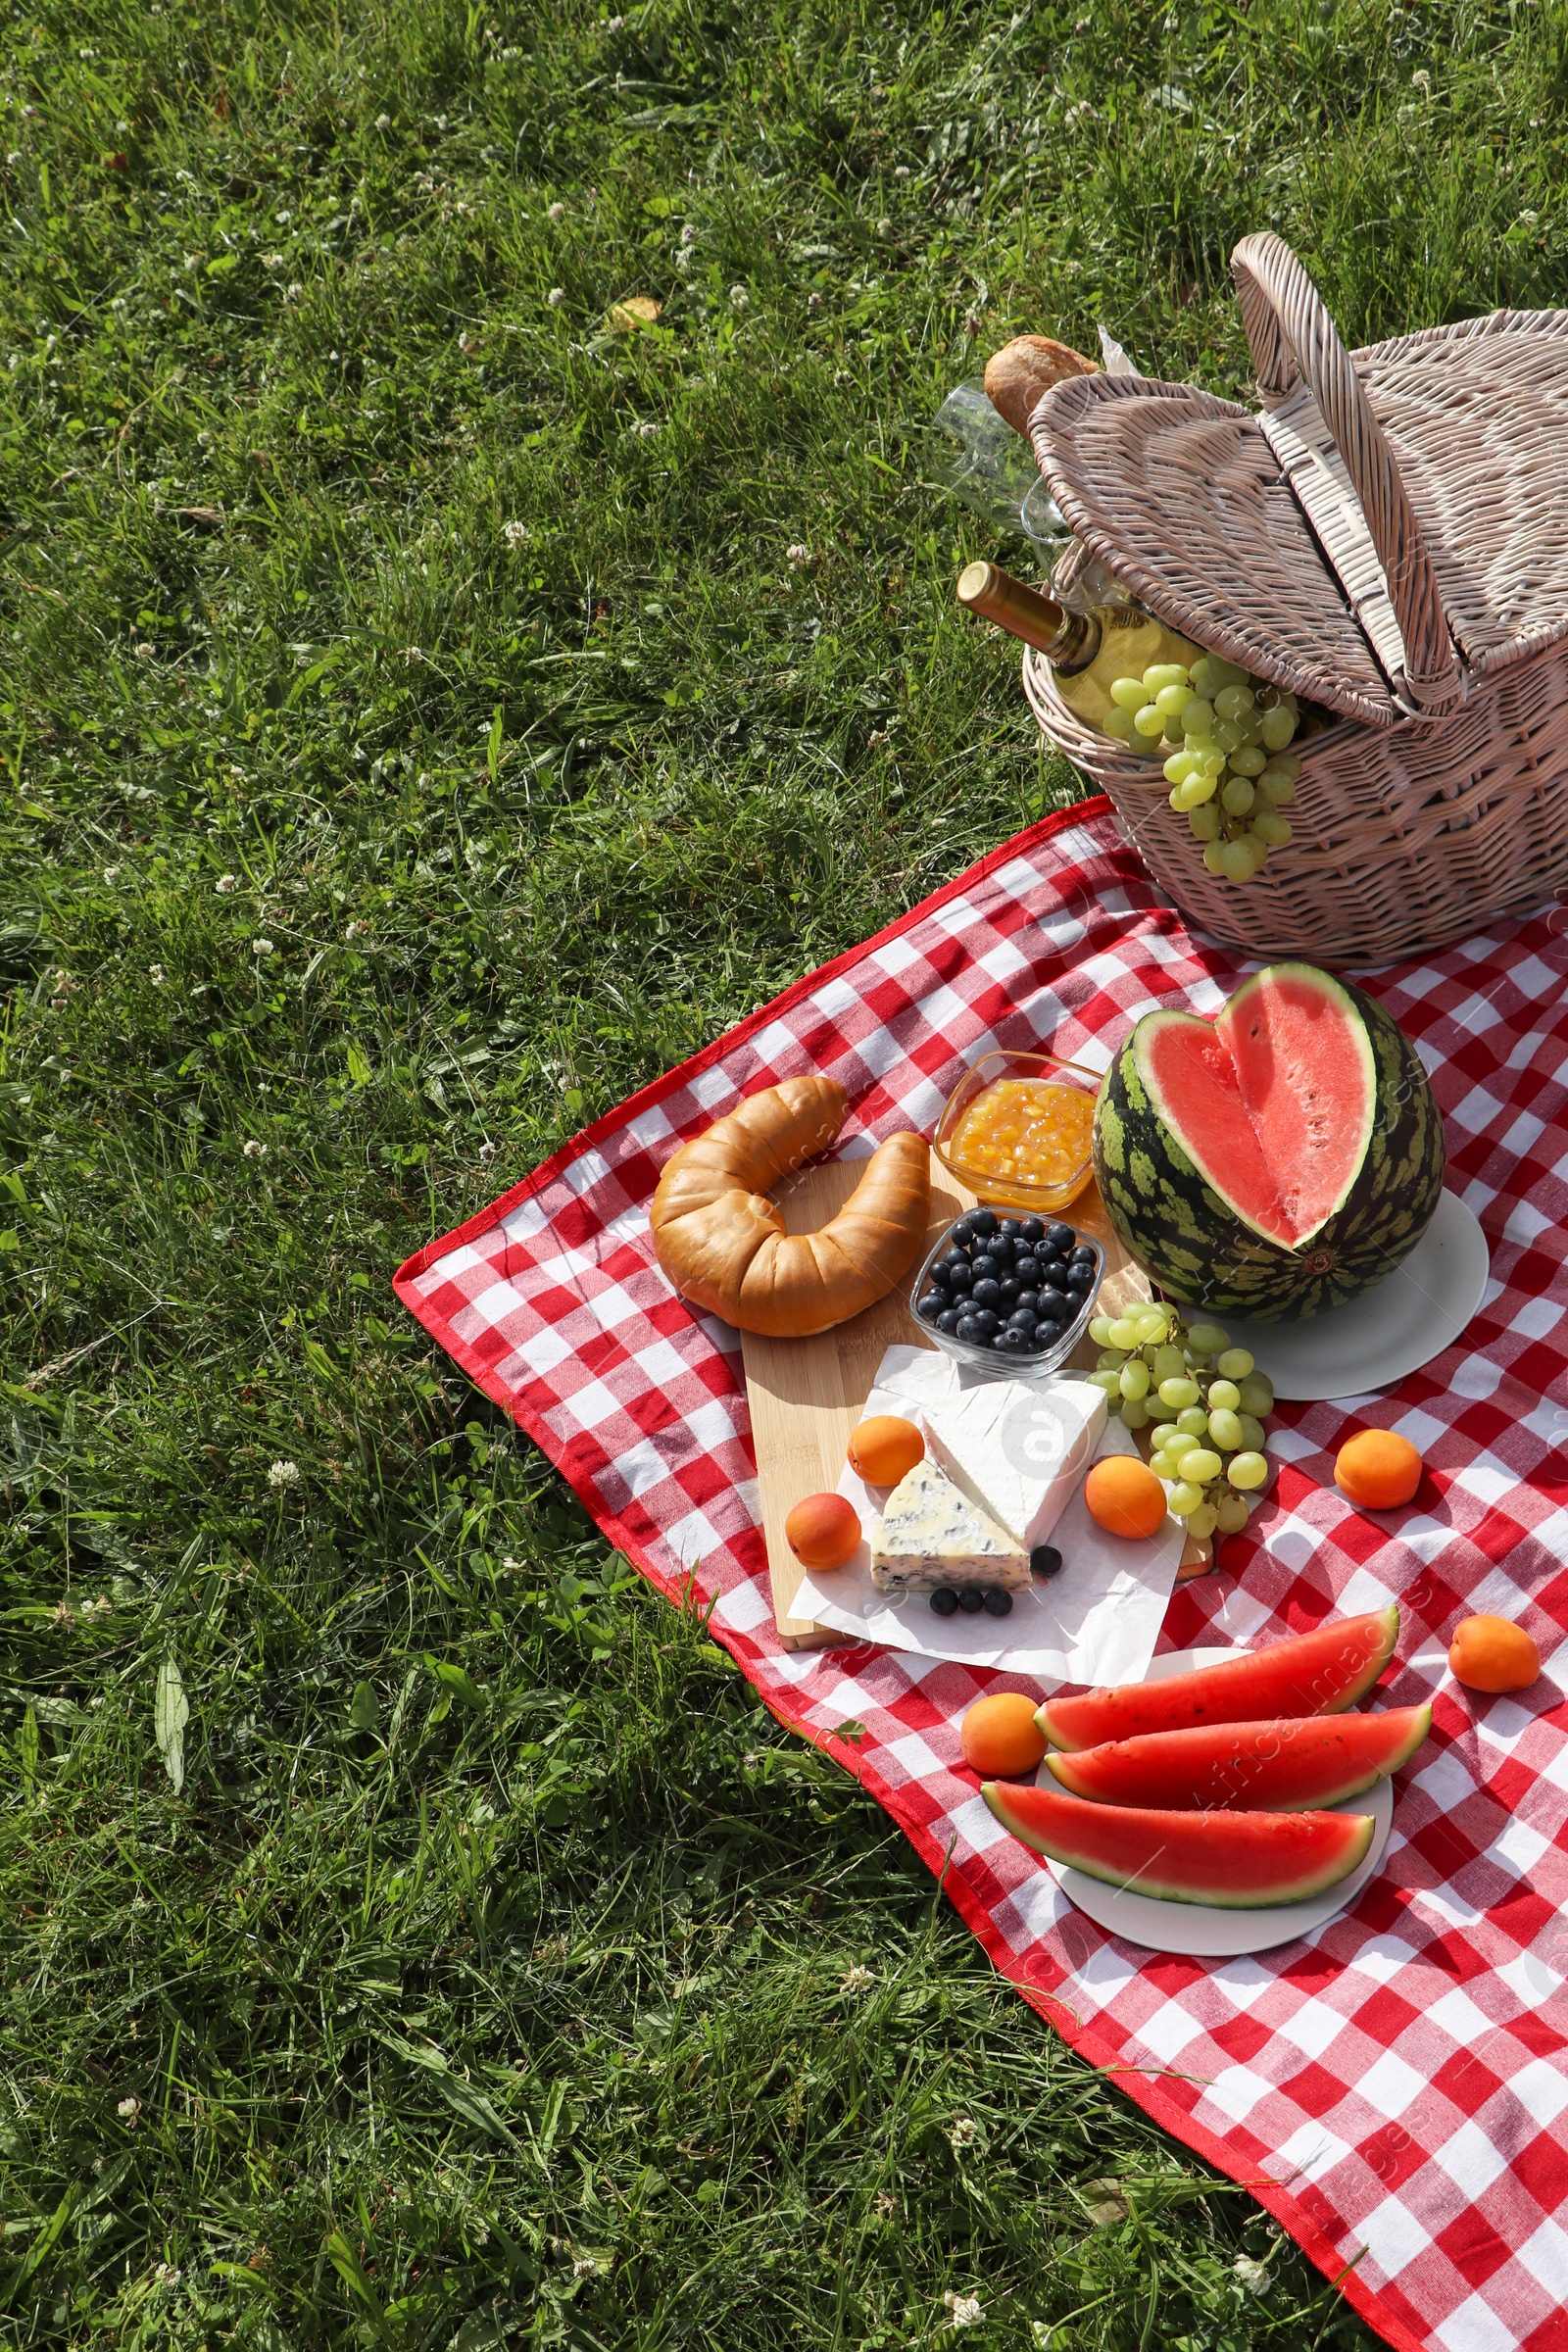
1020;232;1568;965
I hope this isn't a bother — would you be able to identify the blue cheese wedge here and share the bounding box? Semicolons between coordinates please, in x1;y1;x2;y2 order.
870;1457;1029;1593
921;1378;1106;1553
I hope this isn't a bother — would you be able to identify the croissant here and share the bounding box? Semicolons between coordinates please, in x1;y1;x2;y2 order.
649;1076;932;1338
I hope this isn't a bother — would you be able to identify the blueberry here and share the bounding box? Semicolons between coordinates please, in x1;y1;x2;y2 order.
926;1258;951;1286
996;1329;1025;1355
942;1249;969;1274
1039;1286;1070;1319
982;1588;1014;1617
928;1586;959;1617
998;1217;1020;1238
916;1292;946;1322
1069;1243;1097;1265
968;1307;999;1337
1030;1544;1063;1578
956;1314;983;1344
988;1235;1014;1267
937;1308;962;1335
1015;1290;1041;1316
971;1277;1002;1309
1011;1252;1039;1284
1046;1222;1075;1253
1020;1217;1046;1246
1035;1319;1063;1346
969;1207;999;1238
969;1252;998;1281
950;1218;974;1247
999;1278;1021;1307
947;1263;972;1295
1008;1307;1038;1333
1064;1263;1096;1293
956;1587;985;1614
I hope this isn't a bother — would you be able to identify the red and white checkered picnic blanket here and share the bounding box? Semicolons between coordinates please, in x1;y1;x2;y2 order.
394;799;1568;2352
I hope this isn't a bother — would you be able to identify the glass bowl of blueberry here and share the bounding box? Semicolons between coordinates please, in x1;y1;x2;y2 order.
908;1206;1103;1376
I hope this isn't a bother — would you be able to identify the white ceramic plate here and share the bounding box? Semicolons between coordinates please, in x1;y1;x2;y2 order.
1219;1188;1490;1401
1038;1648;1396;1956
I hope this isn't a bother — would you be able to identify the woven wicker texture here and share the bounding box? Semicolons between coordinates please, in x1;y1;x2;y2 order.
1022;232;1568;963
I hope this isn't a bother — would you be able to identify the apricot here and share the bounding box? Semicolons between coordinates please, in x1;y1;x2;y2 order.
1335;1429;1423;1510
1084;1454;1168;1542
784;1492;861;1571
1449;1613;1541;1695
848;1414;924;1486
961;1691;1048;1778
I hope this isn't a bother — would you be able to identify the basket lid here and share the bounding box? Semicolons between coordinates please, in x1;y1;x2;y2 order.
1028;238;1568;730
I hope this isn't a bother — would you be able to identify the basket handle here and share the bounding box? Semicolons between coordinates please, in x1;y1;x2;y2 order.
1231;232;1459;715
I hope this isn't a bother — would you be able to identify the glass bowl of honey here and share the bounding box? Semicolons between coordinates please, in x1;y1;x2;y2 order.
932;1049;1101;1214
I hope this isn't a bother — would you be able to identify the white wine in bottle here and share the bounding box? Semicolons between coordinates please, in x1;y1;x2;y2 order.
956;560;1202;736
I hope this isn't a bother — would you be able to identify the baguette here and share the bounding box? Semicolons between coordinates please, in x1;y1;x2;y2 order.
983;333;1098;436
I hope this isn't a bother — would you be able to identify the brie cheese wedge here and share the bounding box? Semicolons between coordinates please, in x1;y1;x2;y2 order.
921;1378;1106;1553
870;1457;1029;1593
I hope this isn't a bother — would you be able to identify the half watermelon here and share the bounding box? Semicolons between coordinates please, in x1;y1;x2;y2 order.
983;1782;1374;1908
1046;1703;1430;1811
1036;1606;1398;1752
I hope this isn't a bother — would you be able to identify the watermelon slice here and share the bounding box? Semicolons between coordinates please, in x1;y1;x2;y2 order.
1046;1703;1430;1811
1137;963;1378;1250
1036;1606;1398;1752
983;1781;1374;1908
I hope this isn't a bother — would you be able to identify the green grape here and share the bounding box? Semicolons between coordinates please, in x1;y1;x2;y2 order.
1215;1493;1251;1534
1220;775;1255;815
1152;1346;1186;1382
1103;706;1137;743
1182;698;1215;738
1188;657;1223;699
1238;1414;1267;1452
1216;1348;1254;1380
1167;785;1185;813
1237;1373;1274;1415
1154;682;1192;720
1228;1449;1269;1491
1259;703;1298;751
1201;839;1228;876
1146;1397;1178;1424
1106;1318;1139;1348
1177;772;1218;809
1207;1406;1244;1451
1187;1502;1220;1540
1164;747;1199;785
1109;676;1148;711
1213;684;1255;720
1158;1376;1200;1409
1175;1404;1208;1438
1134;1309;1169;1343
1252;811;1293;848
1143;662;1190;695
1177;1447;1222;1484
1236;709;1266;747
1167;1480;1203;1516
1151;1450;1184;1483
1119;1399;1150;1431
1211;716;1244;753
1188;1323;1229;1353
1088;1315;1116;1346
1254;767;1296;805
1267;750;1302;782
1089;1369;1123;1396
1134;704;1163;737
1188;804;1223;843
1119;1360;1151;1400
1096;1349;1127;1371
1228;745;1266;777
1245;832;1272;871
1206;1378;1241;1411
1218;836;1260;882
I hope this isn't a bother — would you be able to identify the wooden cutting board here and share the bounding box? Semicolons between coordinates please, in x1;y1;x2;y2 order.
741;1147;1213;1650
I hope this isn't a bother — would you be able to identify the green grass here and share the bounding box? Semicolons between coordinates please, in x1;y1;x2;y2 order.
2;0;1565;2342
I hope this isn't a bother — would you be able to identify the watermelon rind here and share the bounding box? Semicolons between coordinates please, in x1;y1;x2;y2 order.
983;1781;1375;1907
1045;1702;1431;1811
1092;962;1446;1321
1036;1605;1399;1752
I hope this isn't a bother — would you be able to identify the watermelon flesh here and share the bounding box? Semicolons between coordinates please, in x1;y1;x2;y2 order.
1139;965;1376;1249
1046;1703;1430;1811
984;1781;1375;1908
1036;1606;1399;1752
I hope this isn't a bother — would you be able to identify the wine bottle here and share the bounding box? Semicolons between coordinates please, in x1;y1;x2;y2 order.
956;560;1202;736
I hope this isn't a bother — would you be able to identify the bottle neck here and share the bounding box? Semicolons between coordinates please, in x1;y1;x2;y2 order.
956;561;1102;671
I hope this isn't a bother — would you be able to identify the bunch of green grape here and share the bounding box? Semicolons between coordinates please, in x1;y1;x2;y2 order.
1086;1298;1275;1541
1102;652;1302;887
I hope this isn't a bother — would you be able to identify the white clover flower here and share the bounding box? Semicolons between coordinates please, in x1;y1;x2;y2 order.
375;113;391;129
133;641;155;660
894;165;910;177
1233;2255;1272;2296
52;1599;77;1627
503;519;529;547
148;964;165;985
104;864;122;884
729;283;750;309
839;1963;874;1992
787;543;810;564
1520;209;1541;226
478;1141;497;1161
268;1458;300;1488
285;282;304;300
948;2116;978;2149
154;2264;181;2286
548;201;566;220
607;13;626;27
216;873;237;893
943;2291;983;2328
807;291;823;313
243;1139;268;1159
262;251;283;269
547;287;565;307
1411;67;1431;89
636;420;659;439
572;2256;597;2278
274;210;292;224
875;217;892;235
680;220;699;245
117;2095;140;2121
81;1594;112;1618
252;937;274;956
